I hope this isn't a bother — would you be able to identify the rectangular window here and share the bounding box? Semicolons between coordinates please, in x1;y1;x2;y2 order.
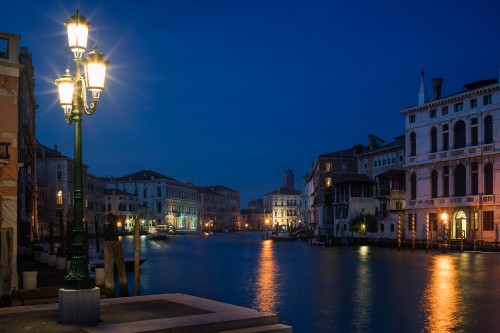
483;95;492;105
429;213;437;231
471;162;478;195
471;118;478;146
443;166;449;197
442;124;449;151
390;224;394;232
380;223;385;232
470;99;477;109
483;211;494;230
0;38;8;59
454;103;463;112
409;115;416;123
441;106;448;115
325;162;331;172
429;109;437;118
470;211;478;230
363;159;368;170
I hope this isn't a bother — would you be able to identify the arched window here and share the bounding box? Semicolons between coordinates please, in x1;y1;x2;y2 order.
410;173;417;200
454;120;466;149
431;170;438;198
454;164;466;196
410;132;416;156
484;163;493;195
484;115;493;144
430;127;437;153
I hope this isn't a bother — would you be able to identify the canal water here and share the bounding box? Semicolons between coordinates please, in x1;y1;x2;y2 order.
115;232;500;333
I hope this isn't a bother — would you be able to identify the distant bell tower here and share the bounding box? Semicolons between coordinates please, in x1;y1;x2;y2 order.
282;169;294;190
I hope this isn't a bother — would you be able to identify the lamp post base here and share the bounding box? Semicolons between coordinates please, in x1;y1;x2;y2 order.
58;287;100;325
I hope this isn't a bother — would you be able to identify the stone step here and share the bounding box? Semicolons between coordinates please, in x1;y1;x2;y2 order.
217;323;293;333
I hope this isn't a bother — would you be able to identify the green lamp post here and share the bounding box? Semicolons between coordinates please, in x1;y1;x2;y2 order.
55;9;109;290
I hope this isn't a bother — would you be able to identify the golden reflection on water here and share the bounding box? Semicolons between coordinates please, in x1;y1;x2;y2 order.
352;246;372;331
253;240;278;312
423;255;462;333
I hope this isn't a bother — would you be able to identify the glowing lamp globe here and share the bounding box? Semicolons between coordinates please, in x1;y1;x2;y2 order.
83;46;110;100
55;69;75;115
65;10;90;58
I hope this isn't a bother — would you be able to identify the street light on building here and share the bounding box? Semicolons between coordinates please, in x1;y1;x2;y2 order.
54;9;109;324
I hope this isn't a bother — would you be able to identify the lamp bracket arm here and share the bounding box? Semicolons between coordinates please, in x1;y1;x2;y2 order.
80;77;98;115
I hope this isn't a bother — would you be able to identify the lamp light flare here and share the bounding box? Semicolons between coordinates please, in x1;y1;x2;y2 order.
65;9;90;59
55;69;74;113
83;46;110;100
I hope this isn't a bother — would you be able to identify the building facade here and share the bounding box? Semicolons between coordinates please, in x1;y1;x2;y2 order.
304;149;358;233
104;188;138;233
198;185;241;231
106;170;200;232
0;33;37;297
402;74;500;244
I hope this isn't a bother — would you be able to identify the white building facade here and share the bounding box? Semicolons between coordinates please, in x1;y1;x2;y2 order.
402;75;500;244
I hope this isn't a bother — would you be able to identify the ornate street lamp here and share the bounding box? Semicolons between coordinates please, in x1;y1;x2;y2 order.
55;9;109;292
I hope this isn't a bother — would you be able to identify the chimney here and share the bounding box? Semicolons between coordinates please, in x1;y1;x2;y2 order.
431;78;443;100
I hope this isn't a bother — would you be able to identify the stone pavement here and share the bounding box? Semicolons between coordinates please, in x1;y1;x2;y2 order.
0;293;292;333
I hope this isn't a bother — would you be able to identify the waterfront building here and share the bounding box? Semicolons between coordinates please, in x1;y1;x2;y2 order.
304;148;358;234
198;185;241;231
85;174;106;236
105;170;200;232
36;144;105;239
0;32;36;297
264;188;301;232
104;188;138;233
240;208;272;231
355;135;406;240
402;72;500;243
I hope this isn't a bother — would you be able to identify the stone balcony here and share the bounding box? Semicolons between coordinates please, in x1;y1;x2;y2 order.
408;194;500;208
406;143;495;166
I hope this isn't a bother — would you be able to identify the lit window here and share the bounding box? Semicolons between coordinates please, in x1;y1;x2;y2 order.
57;190;63;205
325;162;331;172
325;178;331;188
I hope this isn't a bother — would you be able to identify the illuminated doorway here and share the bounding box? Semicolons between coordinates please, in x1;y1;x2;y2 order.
452;211;467;239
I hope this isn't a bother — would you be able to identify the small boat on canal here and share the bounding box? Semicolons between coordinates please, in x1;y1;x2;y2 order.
147;225;172;240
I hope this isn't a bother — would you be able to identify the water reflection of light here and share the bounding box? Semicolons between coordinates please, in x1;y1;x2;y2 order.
352;245;372;331
423;255;462;332
253;240;278;312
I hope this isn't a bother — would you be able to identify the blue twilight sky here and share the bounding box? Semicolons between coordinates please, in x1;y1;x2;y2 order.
3;0;500;206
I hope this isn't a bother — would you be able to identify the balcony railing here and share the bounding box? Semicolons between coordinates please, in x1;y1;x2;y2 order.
406;143;495;165
0;142;10;160
409;195;499;207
